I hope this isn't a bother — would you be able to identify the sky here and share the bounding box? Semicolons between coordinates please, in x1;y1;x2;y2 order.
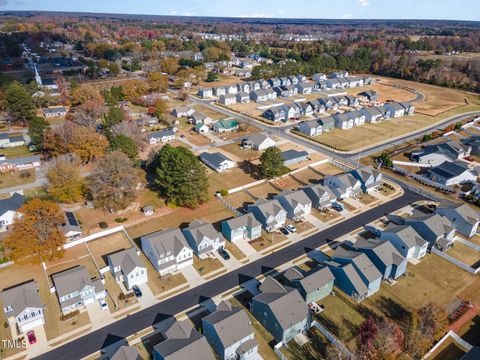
0;0;479;21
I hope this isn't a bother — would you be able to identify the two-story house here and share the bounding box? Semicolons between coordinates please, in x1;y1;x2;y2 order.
107;248;147;290
141;228;193;276
298;120;322;137
380;224;428;260
404;213;456;251
1;280;45;333
247;199;287;233
221;213;262;242
274;190;312;221
182;220;226;259
301;184;335;210
351;166;383;193
283;266;334;304
436;203;479;238
324;173;362;200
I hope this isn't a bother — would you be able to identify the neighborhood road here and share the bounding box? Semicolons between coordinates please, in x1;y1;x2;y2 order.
35;188;424;360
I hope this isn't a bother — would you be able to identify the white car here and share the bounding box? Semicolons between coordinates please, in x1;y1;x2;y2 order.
286;224;297;233
99;298;108;311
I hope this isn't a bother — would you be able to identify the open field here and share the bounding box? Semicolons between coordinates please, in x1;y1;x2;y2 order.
193;104;226;121
344;82;416;103
311;162;344;176
87;231;135;268
224;189;257;210
290;167;323;185
207;167;257;194
0;169;35;189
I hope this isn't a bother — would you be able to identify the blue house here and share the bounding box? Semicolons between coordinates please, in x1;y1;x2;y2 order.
250;277;310;345
326;247;382;302
221;213;262;242
352;239;407;280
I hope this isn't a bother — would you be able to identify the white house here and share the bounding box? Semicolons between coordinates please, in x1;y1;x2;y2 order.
384;103;405;118
146;129;176;145
436;204;479;239
241;134;276;151
219;94;237;106
107;248;147;290
247;199;287;233
172;106;195;118
191;112;213;125
380;225;428;261
324;173;362;199
275;190;312;221
182;220;226;259
199;152;235;173
0;193;24;232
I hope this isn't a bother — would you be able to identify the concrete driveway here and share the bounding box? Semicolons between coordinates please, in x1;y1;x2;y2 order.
26;324;48;357
137;283;156;308
86;300;113;330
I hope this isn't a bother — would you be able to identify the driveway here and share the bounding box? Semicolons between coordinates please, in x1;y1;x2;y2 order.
26;324;48;358
234;240;257;258
137;283;156;309
85;301;113;330
181;265;205;286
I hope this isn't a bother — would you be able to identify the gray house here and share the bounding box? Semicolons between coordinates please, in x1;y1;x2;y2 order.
281;150;309;166
107;248;147;290
283;266;334;304
411;141;471;166
405;213;456;250
247;199;287;233
1;280;45;333
380;224;428;260
351;166;383;193
302;184;335;209
298;120;322;137
352;239;407;280
324;173;362;199
275;189;312;221
361;107;384;123
153;320;216;360
141;228;193;276
250;277;310;344
241;134;276;151
203;301;259;360
221;213;262;242
111;346;142;360
318;116;335;132
436;203;479;238
182;220;226;259
52;266;105;314
384;102;405;118
425;161;477;186
199;152;235;173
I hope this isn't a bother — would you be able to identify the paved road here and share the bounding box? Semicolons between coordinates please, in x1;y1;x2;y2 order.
35;188;424;360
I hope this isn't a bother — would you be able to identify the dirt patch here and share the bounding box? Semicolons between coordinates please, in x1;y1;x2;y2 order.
87;231;135;268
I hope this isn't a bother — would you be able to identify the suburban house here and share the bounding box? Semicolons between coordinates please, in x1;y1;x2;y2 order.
275;190;312;221
0;155;41;172
236;92;250;104
146;129;176;145
42;106;67;118
318;116;335;132
219;94;237;106
404;213;456;250
358;91;379;102
213;119;240;133
376;105;392;119
191;112;213;125
361;107;384;123
333;113;354;130
237;83;250;93
280;77;291;86
281;149;309;166
308;99;325;113
312;73;327;81
203;301;259;360
352;239;407;280
250;277;310;344
263;107;286;122
273;86;289;98
318;98;338;111
221;213;262;242
283;266;334;304
107;248;147;290
298;120;322;137
411;141;471;166
289;76;299;85
330;70;349;78
225;84;238;95
182;220;226;259
0;192;24;231
111;346;142;360
247;199;287;233
1;280;45;333
351;166;383;193
344;95;360;107
297;82;314;95
268;78;281;87
400;102;415;115
425;161;477;186
250;89;276;102
350;110;366;126
59;211;82;241
241;134;276;151
345;77;364;88
213;87;227;97
326;247;382;301
198;88;213;98
302;184;335;209
436;204;479;238
52;266;105;315
0;133;25;148
195;123;209;133
153;320;216;360
299;103;314;117
172;106;195;118
380;224;428;260
324;173;362;199
384;102;405;118
331;96;348;107
326;78;341;90
141;228;193;276
199;152;235;173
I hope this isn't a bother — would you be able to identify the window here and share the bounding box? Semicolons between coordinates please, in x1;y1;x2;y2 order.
5;305;13;312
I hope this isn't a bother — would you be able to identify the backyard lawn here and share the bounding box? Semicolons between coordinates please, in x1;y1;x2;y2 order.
0;145;33;159
446;242;480;269
312;208;343;223
0;169;35;189
87;231;135;268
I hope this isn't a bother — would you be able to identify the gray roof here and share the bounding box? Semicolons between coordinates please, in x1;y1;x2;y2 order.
441;203;479;226
332;173;360;188
384;224;428;248
328;261;368;295
250;199;285;219
275;189;311;208
243;133;273;147
254;277;307;331
281;150;309;162
0;192;24;216
173;105;191;114
199;152;233;168
385;102;405;111
332;247;382;283
192;112;209;121
141;228;190;259
354;238;405;266
318;116;335;127
0;155;41;167
111;346;142;360
418;141;467;161
406;213;454;238
361;107;383;117
52;266;98;298
202;301;254;349
333;112;353;123
155;320;215;360
223;213;261;230
43;107;67;114
108;248;145;276
300;120;321;130
183;220;221;245
147;129;175;140
427;161;473;180
353;166;381;183
1;280;42;317
294;267;335;294
302;184;334;200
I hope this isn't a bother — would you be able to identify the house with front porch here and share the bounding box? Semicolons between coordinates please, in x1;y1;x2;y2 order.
275;190;312;221
221;213;262;242
247;199;287;233
302;184;335;210
107;248;147;290
182;220;226;259
385;102;405;118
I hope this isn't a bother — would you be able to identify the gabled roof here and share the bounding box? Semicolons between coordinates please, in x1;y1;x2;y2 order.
253;277;307;331
275;189;312;208
250;199;285;219
1;280;42;317
111;346;142;360
52;266;96;298
243;133;274;147
299;120;320;130
202;301;254;349
0;192;24;216
318;116;335;126
406;213;454;237
147;129;175;140
191;112;209;121
199;152;233;168
281;150;309;162
354;238;405;266
183;220;221;245
294;267;335;293
108;248;145;275
141;228;190;259
419;141;467;161
302;184;334;200
327;261;368;295
0;155;41;167
385;102;405;111
332;247;382;283
353;165;381;183
428;161;474;180
384;224;428;248
214;119;239;129
361;107;383;117
440;203;479;226
224;213;261;230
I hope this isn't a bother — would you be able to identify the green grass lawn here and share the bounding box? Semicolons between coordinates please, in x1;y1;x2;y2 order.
0;145;34;159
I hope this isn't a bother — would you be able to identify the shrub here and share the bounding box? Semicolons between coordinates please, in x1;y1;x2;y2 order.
114;217;128;223
99;221;108;229
60;310;80;321
219;189;229;196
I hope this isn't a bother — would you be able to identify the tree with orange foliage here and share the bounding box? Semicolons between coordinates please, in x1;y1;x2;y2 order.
71;85;104;106
121;79;150;102
160;57;179;75
4;198;66;264
147;72;168;92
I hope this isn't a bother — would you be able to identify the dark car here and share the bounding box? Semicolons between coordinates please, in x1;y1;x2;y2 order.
132;285;142;298
27;331;36;345
280;227;290;235
218;248;231;260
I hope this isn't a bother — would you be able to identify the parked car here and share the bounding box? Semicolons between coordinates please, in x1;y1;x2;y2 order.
218;248;231;260
464;156;474;162
132;285;143;298
280;227;290;235
99;298;108;311
332;202;344;212
285;224;297;233
27;331;36;345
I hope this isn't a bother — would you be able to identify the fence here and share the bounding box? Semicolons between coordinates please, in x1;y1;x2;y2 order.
422;330;472;360
392;160;431;168
215;194;243;216
311;321;356;359
432;247;480;275
274;342;288;360
455;237;480;252
63;226;126;249
392;166;454;192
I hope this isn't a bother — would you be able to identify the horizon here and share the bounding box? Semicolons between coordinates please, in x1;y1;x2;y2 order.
0;0;479;22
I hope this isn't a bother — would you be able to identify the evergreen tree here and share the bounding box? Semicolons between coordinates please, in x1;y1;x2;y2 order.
28;116;49;150
110;134;138;159
5;81;35;123
258;147;288;179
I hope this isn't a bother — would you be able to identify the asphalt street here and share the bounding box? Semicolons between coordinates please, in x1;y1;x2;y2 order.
35;187;424;360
